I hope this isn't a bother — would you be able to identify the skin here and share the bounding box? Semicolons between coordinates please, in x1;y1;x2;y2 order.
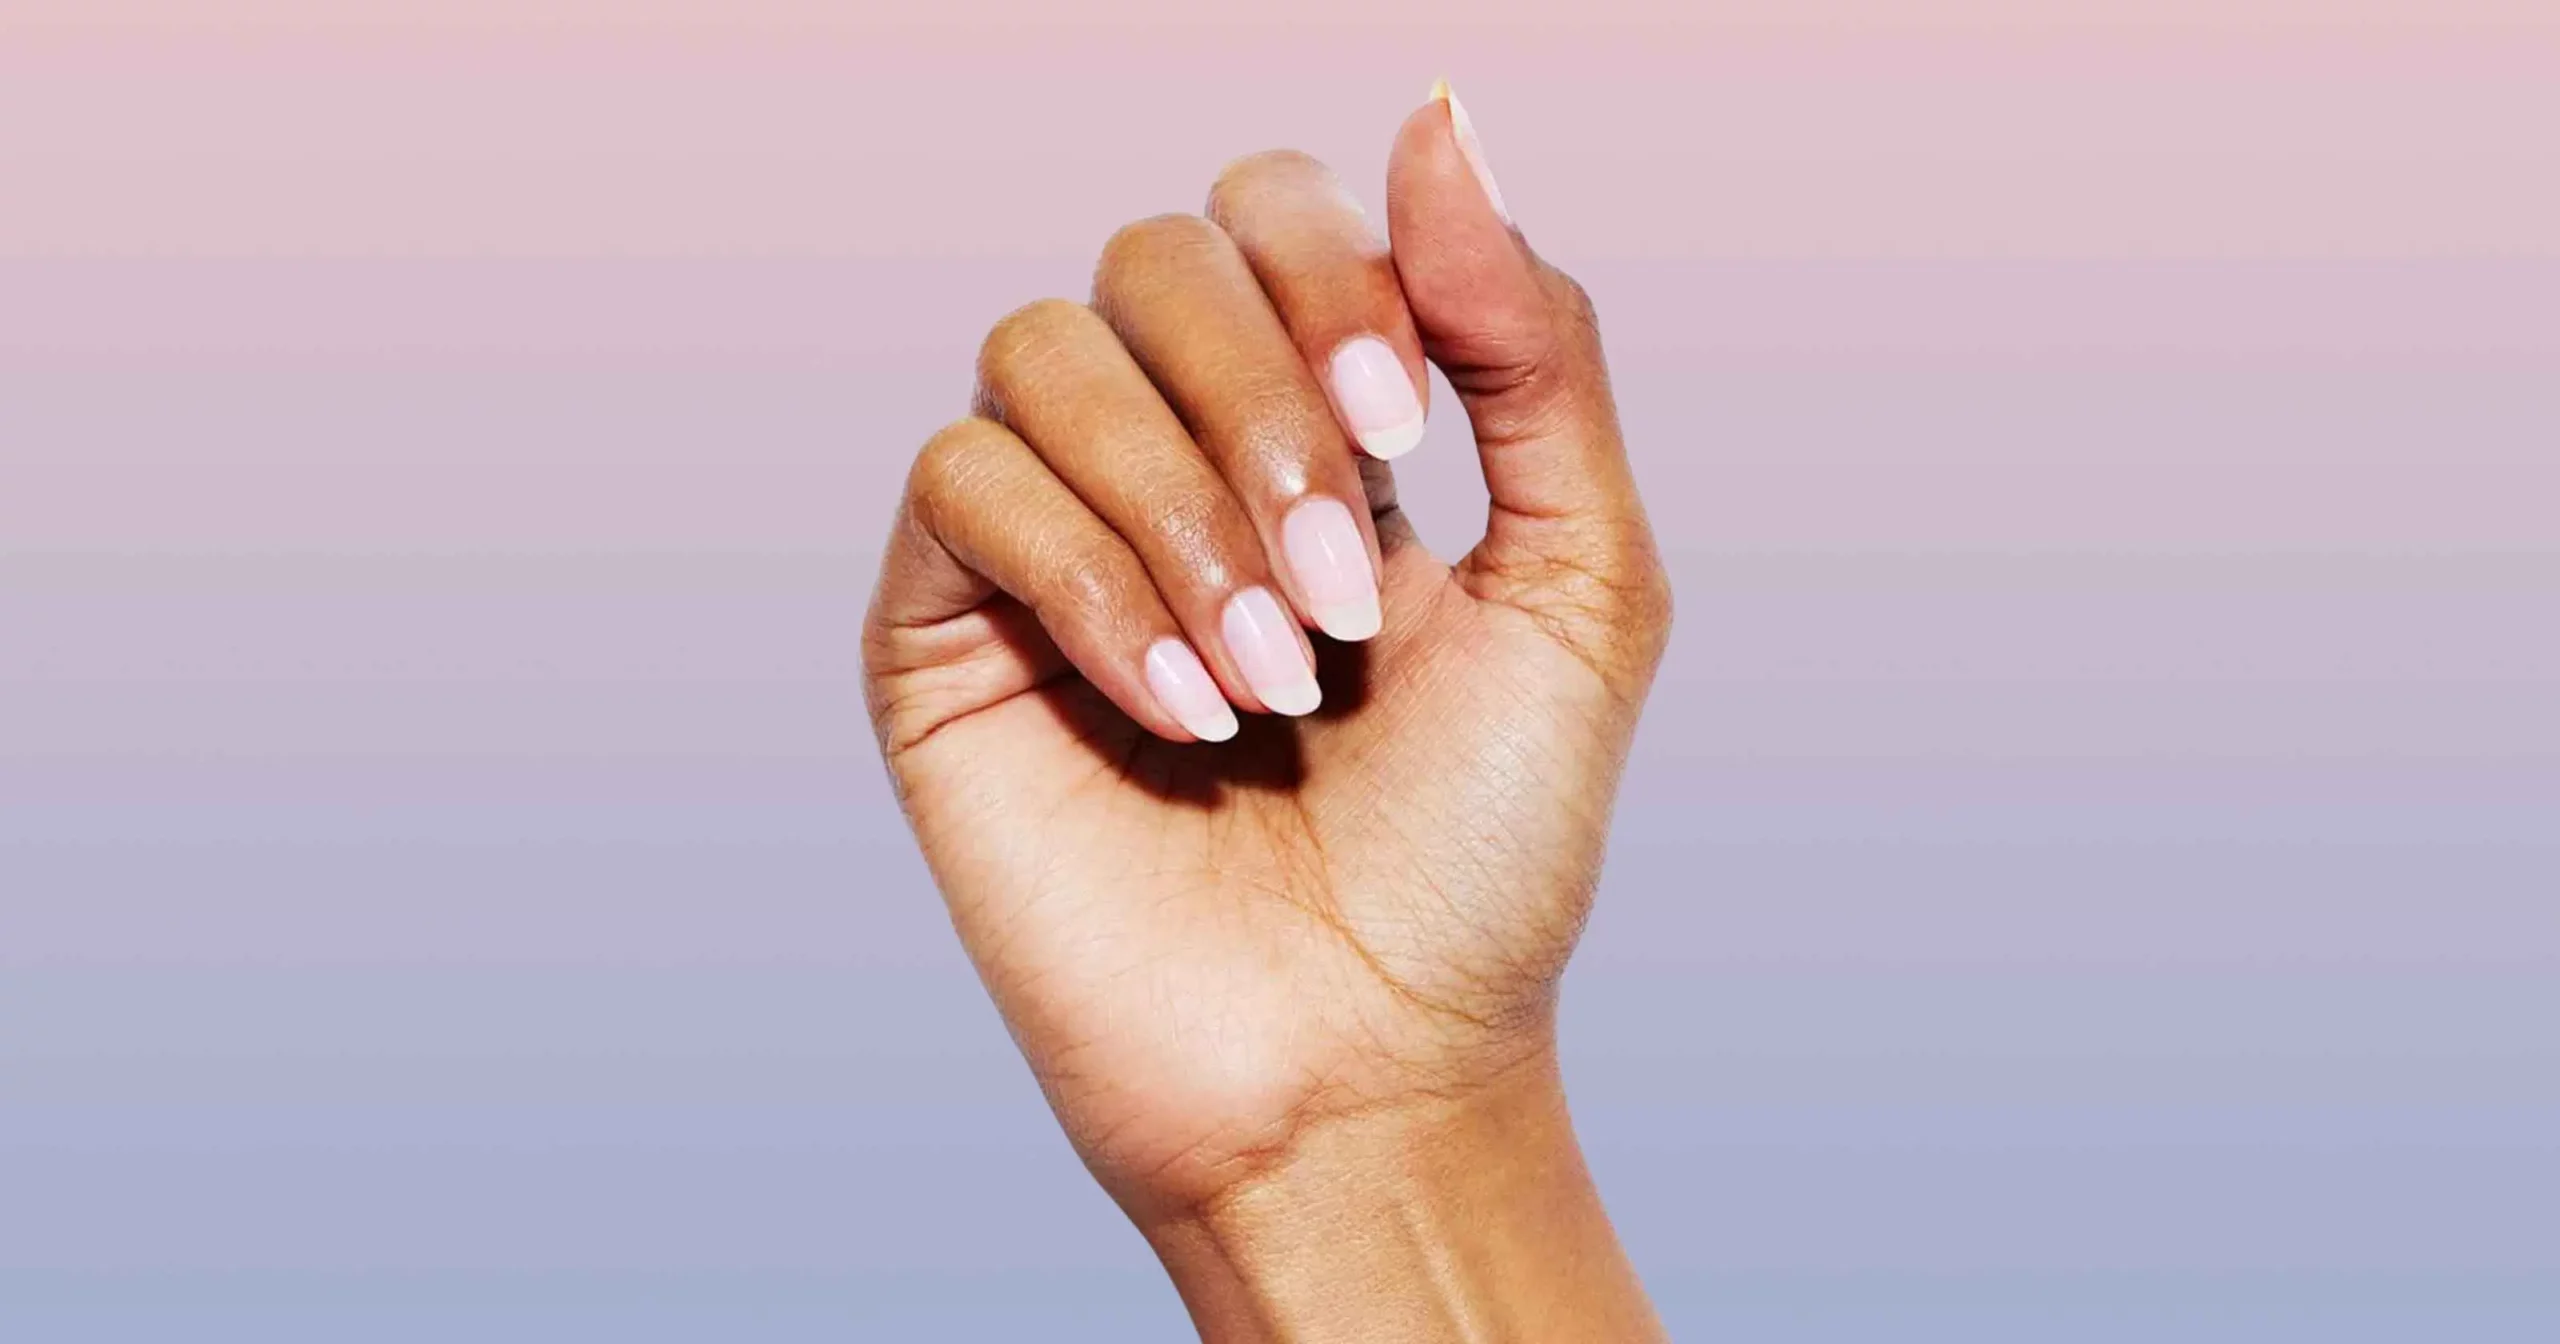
864;92;1672;1340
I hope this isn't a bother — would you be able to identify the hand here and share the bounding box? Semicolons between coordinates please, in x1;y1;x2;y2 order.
865;87;1671;1340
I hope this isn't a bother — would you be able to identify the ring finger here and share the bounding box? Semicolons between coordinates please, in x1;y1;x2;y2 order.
1092;214;1386;646
976;298;1323;717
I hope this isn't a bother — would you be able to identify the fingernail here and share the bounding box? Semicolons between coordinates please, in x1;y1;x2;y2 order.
1221;587;1322;716
1432;77;1511;225
1282;497;1382;643
1144;638;1239;742
1328;335;1427;460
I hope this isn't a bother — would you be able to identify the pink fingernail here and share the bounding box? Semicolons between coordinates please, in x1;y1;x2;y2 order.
1143;638;1239;742
1433;78;1511;226
1328;336;1427;460
1221;587;1321;716
1282;497;1382;643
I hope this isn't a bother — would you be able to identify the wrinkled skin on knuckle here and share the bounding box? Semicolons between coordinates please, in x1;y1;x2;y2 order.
1619;546;1676;676
975;298;1103;418
1538;268;1613;389
1214;147;1327;190
904;418;1002;532
1544;265;1601;331
1440;316;1560;405
1583;524;1674;676
897;430;962;538
1226;376;1334;481
1205;148;1332;219
1093;213;1238;317
1142;484;1246;590
1048;537;1146;646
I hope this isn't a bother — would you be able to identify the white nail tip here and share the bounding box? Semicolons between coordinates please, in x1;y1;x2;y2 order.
1261;678;1322;717
1356;416;1427;461
1314;600;1383;643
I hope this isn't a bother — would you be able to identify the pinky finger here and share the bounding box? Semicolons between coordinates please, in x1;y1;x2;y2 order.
892;418;1240;745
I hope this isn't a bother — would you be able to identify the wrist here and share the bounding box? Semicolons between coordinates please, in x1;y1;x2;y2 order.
1135;1047;1665;1343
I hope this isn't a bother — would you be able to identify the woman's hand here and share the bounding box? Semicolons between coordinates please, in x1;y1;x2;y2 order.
864;88;1670;1340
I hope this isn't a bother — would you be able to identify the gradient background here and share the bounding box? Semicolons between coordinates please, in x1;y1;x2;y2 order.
4;1;2556;1338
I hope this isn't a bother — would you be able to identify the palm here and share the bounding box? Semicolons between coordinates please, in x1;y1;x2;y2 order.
879;540;1638;1206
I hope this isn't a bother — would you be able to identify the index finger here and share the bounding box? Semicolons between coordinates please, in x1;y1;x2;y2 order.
1208;150;1433;463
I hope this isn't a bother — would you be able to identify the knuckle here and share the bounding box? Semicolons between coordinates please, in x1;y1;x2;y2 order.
1624;550;1676;667
1592;528;1675;673
1142;485;1252;587
1049;537;1146;631
1145;484;1223;551
975;298;1102;405
906;418;1008;516
1556;272;1599;325
1493;523;1675;681
1206;148;1329;216
1541;267;1602;341
1231;374;1319;437
1095;212;1236;301
1591;521;1668;608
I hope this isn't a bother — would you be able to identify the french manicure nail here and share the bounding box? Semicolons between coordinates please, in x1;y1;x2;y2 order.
1282;497;1382;643
1432;78;1511;226
1329;336;1427;460
1144;638;1239;742
1221;586;1322;716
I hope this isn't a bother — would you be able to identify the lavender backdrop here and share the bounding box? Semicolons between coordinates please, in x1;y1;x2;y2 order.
4;3;2555;1338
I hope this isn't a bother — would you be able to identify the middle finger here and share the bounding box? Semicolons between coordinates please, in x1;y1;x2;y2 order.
1093;214;1384;645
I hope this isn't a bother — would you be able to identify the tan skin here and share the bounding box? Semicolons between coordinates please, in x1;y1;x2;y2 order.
864;92;1672;1341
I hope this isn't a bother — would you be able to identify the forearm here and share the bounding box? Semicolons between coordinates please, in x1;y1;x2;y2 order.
1137;1051;1666;1344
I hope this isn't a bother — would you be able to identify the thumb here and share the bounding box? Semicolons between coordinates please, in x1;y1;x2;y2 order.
1388;83;1665;650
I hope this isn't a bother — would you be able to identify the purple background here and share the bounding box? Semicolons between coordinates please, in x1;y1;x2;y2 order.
4;4;2556;1338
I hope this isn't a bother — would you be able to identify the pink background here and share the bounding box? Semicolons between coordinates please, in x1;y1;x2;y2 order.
4;2;2555;1337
